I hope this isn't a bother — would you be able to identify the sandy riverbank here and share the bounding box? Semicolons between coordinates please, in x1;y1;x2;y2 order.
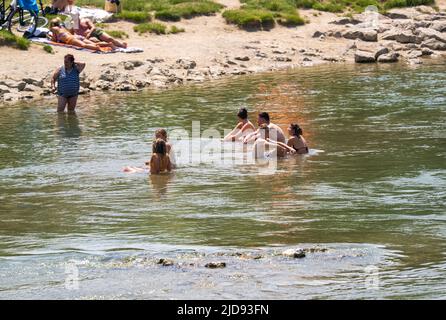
1;1;445;104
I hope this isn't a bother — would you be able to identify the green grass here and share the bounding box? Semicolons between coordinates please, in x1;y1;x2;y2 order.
134;22;168;34
155;1;224;21
169;25;186;34
43;44;54;54
383;0;435;10
105;30;129;39
54;0;439;35
0;30;30;50
75;0;223;20
276;13;305;26
134;22;186;35
115;11;152;23
222;9;275;29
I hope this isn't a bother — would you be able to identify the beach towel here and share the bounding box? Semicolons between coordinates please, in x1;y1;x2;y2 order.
29;37;144;54
62;5;114;23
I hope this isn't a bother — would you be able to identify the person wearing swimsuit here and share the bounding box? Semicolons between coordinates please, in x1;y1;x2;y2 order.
51;54;85;113
224;107;256;142
267;123;309;155
149;139;173;175
49;18;114;51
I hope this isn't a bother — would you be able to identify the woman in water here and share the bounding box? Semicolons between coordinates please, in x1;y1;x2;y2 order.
224;108;255;141
51;54;85;113
148;139;173;175
155;128;176;168
267;123;309;155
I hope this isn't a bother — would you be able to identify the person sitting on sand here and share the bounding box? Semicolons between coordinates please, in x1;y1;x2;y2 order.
148;139;173;175
223;107;255;142
73;18;127;49
243;112;286;145
267;123;309;155
49;18;114;51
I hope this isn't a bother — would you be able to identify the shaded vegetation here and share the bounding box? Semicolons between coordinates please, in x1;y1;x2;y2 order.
0;30;30;50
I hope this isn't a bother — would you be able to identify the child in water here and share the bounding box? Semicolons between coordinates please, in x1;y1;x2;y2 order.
148;139;172;174
122;129;174;173
155;128;176;167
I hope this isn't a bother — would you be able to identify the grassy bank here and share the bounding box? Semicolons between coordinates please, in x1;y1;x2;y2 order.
40;0;440;34
0;30;30;50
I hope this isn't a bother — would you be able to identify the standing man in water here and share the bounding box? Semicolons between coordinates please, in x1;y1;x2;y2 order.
51;54;85;113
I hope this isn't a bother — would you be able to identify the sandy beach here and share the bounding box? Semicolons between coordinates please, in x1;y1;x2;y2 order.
1;1;445;104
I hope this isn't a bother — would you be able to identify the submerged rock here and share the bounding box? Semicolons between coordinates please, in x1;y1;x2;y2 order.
282;249;306;258
205;262;226;269
157;258;174;266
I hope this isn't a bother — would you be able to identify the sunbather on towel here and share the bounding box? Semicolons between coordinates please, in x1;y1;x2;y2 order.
74;18;127;49
49;18;115;51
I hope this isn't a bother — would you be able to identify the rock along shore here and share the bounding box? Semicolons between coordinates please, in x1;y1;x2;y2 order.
0;6;445;105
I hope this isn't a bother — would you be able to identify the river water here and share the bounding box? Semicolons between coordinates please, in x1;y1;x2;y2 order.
0;60;445;299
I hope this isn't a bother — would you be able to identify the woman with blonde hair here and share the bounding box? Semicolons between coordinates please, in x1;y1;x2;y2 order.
49;18;114;51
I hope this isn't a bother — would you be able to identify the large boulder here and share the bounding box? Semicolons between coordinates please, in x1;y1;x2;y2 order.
0;85;11;95
377;52;399;63
354;50;376;63
383;29;420;44
421;38;446;50
329;17;361;25
430;21;446;33
176;58;197;70
385;8;418;20
374;46;389;59
22;78;44;88
415;28;446;43
343;29;378;42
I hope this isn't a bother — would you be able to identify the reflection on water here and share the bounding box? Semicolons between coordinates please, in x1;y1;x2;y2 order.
0;60;445;299
56;113;82;139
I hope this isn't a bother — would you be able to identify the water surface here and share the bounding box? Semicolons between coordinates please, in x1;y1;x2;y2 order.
0;60;445;299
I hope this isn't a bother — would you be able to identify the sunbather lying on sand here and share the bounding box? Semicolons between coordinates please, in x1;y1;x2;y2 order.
49;18;115;51
73;18;127;49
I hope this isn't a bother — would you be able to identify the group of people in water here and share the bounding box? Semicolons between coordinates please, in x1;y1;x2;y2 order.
51;53;308;174
123;108;308;175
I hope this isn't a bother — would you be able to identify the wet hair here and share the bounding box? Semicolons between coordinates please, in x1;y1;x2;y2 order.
290;123;303;137
237;108;248;120
155;128;167;140
152;138;167;155
64;54;75;63
258;112;270;123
